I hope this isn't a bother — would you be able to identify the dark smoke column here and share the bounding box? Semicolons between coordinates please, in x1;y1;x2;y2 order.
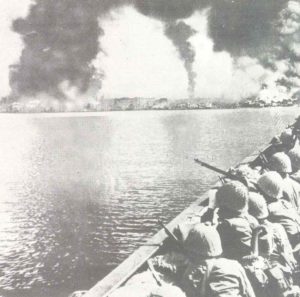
165;22;197;98
10;0;127;99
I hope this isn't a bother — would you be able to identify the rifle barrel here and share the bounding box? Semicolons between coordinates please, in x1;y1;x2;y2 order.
194;158;260;191
158;220;180;243
194;159;238;180
194;159;228;175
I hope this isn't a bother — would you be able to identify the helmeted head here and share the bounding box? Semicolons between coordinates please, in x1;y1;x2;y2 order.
280;128;294;147
288;145;300;172
268;152;292;174
184;224;222;258
248;192;269;220
216;181;249;213
257;171;283;200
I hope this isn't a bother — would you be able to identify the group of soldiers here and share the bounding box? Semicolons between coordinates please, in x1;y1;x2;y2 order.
167;122;300;297
98;118;300;297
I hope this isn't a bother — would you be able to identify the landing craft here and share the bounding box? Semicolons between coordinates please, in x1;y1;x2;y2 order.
71;120;300;297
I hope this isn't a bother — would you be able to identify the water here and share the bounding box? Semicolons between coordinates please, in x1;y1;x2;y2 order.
0;107;299;297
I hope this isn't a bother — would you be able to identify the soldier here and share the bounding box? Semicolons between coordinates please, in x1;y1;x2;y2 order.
279;128;296;151
248;192;296;269
288;145;300;183
268;152;300;210
215;181;258;261
257;171;300;248
181;224;256;297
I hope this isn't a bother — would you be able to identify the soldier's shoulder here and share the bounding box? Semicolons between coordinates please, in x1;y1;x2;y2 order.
291;171;300;183
211;258;244;274
271;222;286;232
268;201;281;213
184;262;207;281
245;214;259;228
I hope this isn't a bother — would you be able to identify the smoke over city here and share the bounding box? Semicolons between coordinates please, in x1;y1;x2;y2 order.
165;22;197;98
10;0;104;99
1;0;299;109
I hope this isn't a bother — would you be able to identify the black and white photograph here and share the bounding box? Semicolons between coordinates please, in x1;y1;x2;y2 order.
1;1;300;297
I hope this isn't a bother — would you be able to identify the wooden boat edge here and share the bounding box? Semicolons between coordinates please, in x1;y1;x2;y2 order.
83;145;266;297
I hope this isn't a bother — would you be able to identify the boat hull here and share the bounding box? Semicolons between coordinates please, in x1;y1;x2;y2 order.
83;143;272;297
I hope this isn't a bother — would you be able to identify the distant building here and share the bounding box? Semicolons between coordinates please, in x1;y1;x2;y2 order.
10;102;24;113
152;98;168;110
292;90;300;105
281;98;294;106
113;97;139;110
98;99;114;111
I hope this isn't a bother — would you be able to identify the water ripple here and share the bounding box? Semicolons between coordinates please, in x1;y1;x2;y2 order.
0;108;297;297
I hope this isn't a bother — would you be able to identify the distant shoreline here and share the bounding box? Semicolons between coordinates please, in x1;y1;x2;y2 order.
2;96;298;113
0;105;298;115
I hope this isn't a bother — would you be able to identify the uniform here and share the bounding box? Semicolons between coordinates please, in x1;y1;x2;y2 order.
268;199;300;248
258;221;296;268
182;258;255;297
282;175;300;211
288;145;300;208
215;181;258;261
181;224;255;297
256;169;300;244
267;153;300;209
247;192;296;269
217;209;258;260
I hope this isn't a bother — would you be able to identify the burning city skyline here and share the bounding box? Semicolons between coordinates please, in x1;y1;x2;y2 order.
1;0;300;110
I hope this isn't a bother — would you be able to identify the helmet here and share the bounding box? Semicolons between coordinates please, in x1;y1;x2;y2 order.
248;192;269;219
234;164;261;182
288;145;300;172
257;171;283;200
216;181;249;212
268;152;292;173
184;224;222;257
280;128;293;146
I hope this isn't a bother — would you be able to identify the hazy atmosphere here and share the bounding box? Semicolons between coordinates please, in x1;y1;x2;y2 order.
1;0;300;111
2;1;300;297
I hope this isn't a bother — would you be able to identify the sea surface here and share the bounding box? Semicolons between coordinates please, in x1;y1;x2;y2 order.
0;107;299;297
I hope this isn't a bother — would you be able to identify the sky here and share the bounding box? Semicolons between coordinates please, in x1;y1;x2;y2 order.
0;0;299;104
0;1;33;99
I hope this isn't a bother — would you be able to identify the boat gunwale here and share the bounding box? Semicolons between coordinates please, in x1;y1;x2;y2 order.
83;144;268;297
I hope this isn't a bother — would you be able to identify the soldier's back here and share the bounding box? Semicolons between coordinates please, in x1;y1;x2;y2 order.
182;258;254;297
217;215;255;260
268;200;300;246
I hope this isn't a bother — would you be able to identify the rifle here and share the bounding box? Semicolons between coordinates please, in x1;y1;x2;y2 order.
194;158;259;190
285;117;300;147
288;116;300;133
147;259;162;286
258;152;268;167
254;152;270;173
158;220;180;244
147;221;187;285
158;220;191;255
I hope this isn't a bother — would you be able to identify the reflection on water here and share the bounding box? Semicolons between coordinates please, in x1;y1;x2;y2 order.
0;108;299;297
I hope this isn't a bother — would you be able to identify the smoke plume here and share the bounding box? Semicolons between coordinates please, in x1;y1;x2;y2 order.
0;1;33;99
133;0;208;22
4;0;300;107
165;22;197;98
276;1;300;87
253;0;300;100
10;0;106;99
208;0;286;57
